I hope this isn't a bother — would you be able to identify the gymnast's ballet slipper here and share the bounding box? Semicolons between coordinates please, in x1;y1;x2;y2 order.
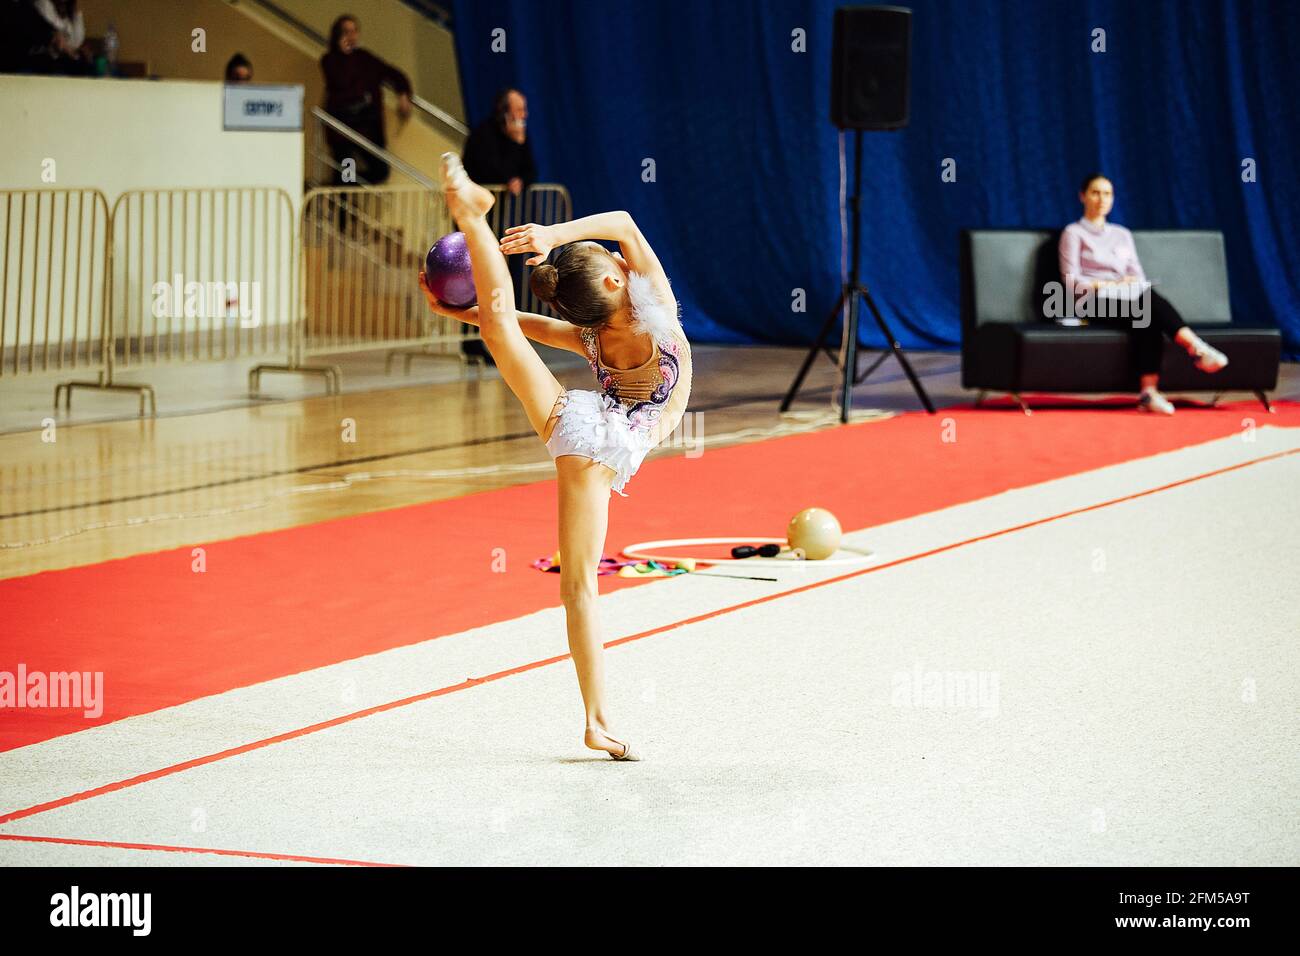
441;152;494;219
441;151;466;187
608;738;641;761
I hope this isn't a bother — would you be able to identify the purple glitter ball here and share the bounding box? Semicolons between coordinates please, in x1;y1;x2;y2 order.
423;231;477;307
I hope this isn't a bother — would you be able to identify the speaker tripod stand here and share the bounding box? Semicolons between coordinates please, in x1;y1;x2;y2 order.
780;129;935;421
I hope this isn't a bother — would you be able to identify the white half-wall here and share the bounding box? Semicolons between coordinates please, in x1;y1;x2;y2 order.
2;75;303;356
2;75;302;202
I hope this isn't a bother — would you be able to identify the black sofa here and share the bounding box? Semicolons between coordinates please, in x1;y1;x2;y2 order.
960;229;1281;412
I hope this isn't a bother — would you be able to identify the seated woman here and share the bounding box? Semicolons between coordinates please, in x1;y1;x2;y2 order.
1059;173;1228;415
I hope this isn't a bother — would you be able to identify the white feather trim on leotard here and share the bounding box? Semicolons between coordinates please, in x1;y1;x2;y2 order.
626;271;682;342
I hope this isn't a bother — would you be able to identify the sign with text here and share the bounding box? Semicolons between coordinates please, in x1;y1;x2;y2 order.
222;84;304;132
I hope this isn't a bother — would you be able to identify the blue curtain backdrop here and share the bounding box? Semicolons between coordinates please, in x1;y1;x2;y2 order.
449;0;1299;356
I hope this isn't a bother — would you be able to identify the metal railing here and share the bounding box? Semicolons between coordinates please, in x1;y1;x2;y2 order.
109;188;296;365
309;106;438;189
0;189;111;383
411;93;468;138
377;183;574;374
1;182;574;416
300;185;458;361
230;0;467;141
301;182;572;371
104;187;328;407
397;0;453;28
486;185;575;315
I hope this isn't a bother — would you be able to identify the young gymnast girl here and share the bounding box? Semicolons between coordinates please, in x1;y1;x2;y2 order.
419;153;692;761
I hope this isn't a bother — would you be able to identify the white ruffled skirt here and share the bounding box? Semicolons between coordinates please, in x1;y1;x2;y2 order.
545;389;656;496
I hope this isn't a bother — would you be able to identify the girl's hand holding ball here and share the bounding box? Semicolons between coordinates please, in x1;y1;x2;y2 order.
418;271;474;321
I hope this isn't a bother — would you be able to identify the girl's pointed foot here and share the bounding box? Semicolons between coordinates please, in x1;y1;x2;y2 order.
608;739;640;761
584;725;641;761
441;152;494;221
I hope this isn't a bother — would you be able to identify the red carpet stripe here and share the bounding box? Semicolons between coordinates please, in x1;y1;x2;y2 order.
1;399;1296;751
0;832;402;867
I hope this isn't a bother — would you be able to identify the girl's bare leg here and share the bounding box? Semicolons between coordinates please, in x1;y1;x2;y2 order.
444;155;631;757
442;154;563;435
556;455;634;758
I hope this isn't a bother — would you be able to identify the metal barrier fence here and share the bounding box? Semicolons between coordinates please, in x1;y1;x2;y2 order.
107;187;323;404
486;184;574;316
303;183;573;374
2;182;575;415
0;189;111;385
300;186;454;361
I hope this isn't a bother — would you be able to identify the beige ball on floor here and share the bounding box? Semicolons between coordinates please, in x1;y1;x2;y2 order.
787;507;843;560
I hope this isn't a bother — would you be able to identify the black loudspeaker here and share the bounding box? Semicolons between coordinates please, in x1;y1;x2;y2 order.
830;5;912;130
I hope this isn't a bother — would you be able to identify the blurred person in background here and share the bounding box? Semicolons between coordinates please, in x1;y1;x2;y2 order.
27;0;90;74
0;0;56;73
459;88;538;364
224;52;253;83
1059;173;1229;415
320;13;412;186
464;88;537;196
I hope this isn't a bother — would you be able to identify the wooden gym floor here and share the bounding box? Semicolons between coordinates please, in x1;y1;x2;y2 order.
0;345;1295;582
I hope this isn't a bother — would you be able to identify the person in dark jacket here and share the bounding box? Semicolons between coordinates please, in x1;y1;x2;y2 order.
5;0;87;74
0;0;56;73
463;88;537;195
320;14;412;185
457;89;539;364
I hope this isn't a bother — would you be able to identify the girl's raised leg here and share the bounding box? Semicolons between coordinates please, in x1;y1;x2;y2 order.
442;153;563;436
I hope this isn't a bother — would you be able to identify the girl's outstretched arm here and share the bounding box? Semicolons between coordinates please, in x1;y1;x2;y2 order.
500;211;673;304
418;272;585;354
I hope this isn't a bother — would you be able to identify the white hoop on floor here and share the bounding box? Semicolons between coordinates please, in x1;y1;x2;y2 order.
621;536;874;567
